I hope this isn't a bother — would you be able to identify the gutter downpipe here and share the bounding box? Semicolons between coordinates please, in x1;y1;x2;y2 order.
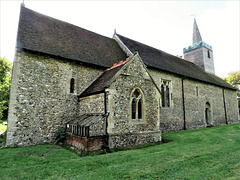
182;77;186;130
104;91;110;151
222;88;228;124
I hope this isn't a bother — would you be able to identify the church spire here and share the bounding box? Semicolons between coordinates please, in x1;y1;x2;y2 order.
192;18;202;45
184;18;215;74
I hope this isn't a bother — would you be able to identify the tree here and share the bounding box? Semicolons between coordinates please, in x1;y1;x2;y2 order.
223;71;240;111
0;57;12;120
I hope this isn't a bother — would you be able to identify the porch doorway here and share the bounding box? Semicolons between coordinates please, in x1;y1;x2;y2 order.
205;102;211;126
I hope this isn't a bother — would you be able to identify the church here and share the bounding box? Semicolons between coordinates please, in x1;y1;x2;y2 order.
6;6;239;151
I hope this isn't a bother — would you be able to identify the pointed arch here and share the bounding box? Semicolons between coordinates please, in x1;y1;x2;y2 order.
161;80;171;107
138;99;142;119
132;99;137;119
130;87;145;121
161;84;165;107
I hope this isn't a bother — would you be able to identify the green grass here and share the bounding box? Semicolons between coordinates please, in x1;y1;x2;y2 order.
0;123;240;179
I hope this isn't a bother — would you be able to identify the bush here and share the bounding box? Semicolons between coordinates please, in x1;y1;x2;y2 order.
0;57;12;121
0;130;6;148
54;126;66;143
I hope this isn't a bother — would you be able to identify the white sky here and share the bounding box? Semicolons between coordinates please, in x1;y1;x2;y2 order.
0;0;239;77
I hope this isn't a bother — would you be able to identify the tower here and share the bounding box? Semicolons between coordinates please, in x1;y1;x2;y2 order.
183;19;215;74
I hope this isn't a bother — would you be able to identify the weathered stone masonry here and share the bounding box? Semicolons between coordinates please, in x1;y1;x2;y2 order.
106;55;161;148
66;94;106;151
6;50;239;148
149;69;185;132
224;88;239;123
78;94;105;115
149;68;238;132
6;6;239;149
66;54;162;150
6;51;102;146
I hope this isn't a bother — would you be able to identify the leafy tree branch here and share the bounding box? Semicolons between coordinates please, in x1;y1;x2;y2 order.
0;57;12;120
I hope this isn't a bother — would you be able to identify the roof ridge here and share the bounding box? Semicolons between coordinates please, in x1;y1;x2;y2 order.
116;34;235;90
116;33;187;61
116;34;217;72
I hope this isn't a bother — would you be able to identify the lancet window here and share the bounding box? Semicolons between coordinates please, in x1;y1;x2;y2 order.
70;78;75;93
161;80;171;107
131;88;144;120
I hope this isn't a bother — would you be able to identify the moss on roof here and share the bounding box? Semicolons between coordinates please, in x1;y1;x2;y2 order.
16;6;235;91
116;34;235;90
17;6;127;68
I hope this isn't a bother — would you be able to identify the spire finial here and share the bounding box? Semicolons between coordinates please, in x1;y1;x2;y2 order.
21;0;25;7
192;18;202;45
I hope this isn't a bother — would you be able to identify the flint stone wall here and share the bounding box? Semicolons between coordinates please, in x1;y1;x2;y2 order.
6;50;239;148
78;94;105;115
149;68;239;132
109;131;161;149
224;88;239;123
183;79;238;128
107;55;161;148
6;51;102;146
149;69;184;132
184;79;225;128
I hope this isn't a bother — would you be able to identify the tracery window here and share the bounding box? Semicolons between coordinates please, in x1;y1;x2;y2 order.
161;80;171;107
131;88;143;120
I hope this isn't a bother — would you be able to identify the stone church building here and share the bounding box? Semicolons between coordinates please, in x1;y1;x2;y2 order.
6;6;239;150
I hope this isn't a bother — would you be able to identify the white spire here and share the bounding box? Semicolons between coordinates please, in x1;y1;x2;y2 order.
21;0;25;7
192;18;202;45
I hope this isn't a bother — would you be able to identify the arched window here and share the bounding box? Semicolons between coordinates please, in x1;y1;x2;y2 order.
161;84;165;107
138;99;142;119
70;78;75;93
132;99;136;119
166;85;170;107
205;102;211;125
161;80;171;107
131;88;144;120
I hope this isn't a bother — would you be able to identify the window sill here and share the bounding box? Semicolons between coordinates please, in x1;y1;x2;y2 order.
130;119;146;124
161;107;172;109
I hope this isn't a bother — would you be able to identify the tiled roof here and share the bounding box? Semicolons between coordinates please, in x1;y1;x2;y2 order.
67;113;105;126
116;34;234;90
16;6;234;90
79;63;124;98
105;57;130;71
16;6;127;67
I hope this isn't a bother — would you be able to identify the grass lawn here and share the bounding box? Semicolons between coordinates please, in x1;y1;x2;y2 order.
0;123;240;179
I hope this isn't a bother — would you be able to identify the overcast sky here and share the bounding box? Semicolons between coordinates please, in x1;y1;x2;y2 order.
0;0;239;77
